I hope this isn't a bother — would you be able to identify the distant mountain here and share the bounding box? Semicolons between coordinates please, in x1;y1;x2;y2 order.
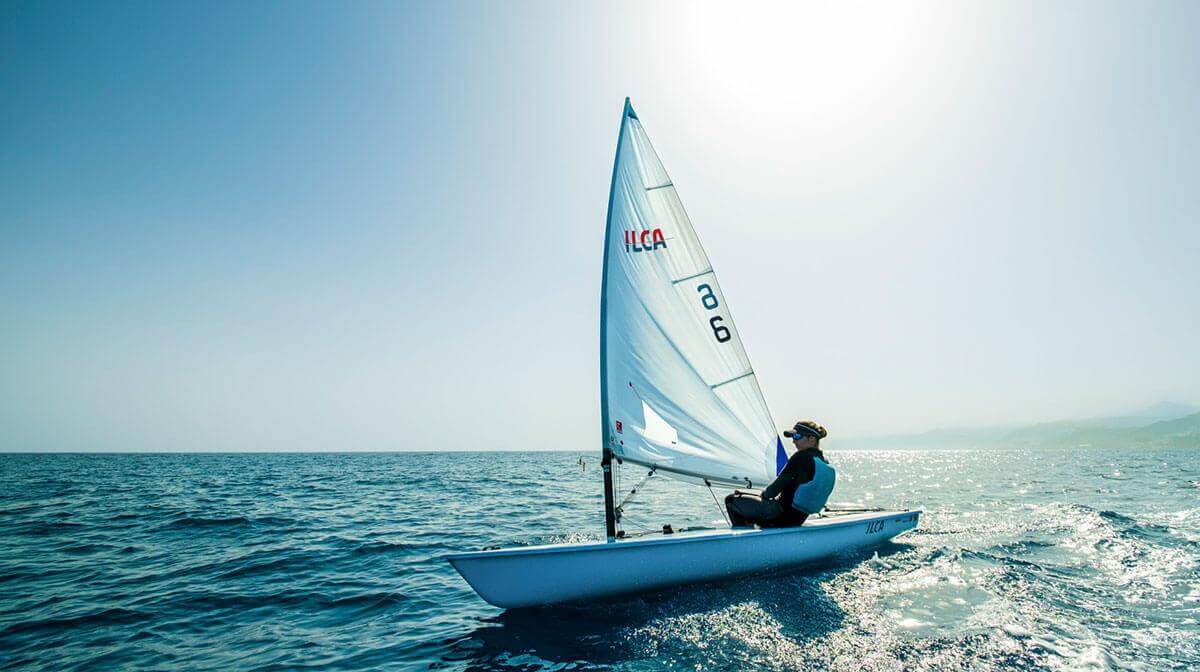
1131;411;1200;441
842;406;1200;450
1084;401;1200;429
1129;400;1200;421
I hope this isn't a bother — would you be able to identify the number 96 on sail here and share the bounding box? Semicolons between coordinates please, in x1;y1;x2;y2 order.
696;283;731;343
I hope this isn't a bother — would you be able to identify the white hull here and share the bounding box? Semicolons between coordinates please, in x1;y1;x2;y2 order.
447;509;920;609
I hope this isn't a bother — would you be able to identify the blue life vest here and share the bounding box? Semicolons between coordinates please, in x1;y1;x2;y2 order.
790;456;836;514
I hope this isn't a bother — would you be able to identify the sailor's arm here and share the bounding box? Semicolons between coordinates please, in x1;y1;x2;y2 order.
762;457;801;500
763;450;813;501
761;475;785;501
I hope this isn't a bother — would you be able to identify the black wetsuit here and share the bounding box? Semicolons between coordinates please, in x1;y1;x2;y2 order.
724;448;828;528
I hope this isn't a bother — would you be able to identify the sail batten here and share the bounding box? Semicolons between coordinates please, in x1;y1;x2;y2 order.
671;269;714;285
601;99;781;488
711;370;756;389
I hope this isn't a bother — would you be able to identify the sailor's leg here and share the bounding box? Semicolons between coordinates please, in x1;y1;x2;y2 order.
724;493;752;527
762;509;808;529
725;493;781;528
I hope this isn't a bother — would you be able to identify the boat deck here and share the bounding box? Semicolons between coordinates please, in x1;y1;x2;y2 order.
446;509;920;560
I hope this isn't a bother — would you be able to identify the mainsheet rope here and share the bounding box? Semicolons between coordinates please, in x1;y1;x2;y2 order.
706;480;731;526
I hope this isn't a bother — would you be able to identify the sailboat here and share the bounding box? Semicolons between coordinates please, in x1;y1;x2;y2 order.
446;99;920;609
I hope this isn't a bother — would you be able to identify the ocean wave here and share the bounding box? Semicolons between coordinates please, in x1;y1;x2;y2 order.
162;515;252;529
159;513;296;531
0;606;152;638
1;449;1197;671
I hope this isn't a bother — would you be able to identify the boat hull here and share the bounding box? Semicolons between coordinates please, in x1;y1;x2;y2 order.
446;509;920;609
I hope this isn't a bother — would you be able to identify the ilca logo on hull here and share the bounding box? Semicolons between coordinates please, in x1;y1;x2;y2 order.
624;228;667;253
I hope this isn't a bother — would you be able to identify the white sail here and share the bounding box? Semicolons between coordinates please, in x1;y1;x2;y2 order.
600;99;785;487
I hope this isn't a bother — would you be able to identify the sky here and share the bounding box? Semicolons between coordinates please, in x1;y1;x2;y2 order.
2;1;1198;452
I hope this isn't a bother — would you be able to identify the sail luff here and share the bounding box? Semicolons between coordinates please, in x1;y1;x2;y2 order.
599;98;634;540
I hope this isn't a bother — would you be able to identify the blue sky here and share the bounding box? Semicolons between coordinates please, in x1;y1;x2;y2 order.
2;1;1198;451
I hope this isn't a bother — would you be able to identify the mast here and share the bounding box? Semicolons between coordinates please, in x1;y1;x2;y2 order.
599;98;634;542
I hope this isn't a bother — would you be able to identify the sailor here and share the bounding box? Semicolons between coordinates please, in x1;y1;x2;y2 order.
725;420;834;528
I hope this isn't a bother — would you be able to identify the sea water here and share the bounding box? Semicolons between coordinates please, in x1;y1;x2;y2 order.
0;449;1197;671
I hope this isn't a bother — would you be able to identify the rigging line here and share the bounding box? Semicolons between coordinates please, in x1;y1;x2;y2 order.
613;506;658;536
646;182;673;191
706;480;731;527
615;511;656;530
615;468;656;515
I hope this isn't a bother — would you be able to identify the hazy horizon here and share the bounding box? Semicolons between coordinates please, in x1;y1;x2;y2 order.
0;397;1194;453
3;2;1199;452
